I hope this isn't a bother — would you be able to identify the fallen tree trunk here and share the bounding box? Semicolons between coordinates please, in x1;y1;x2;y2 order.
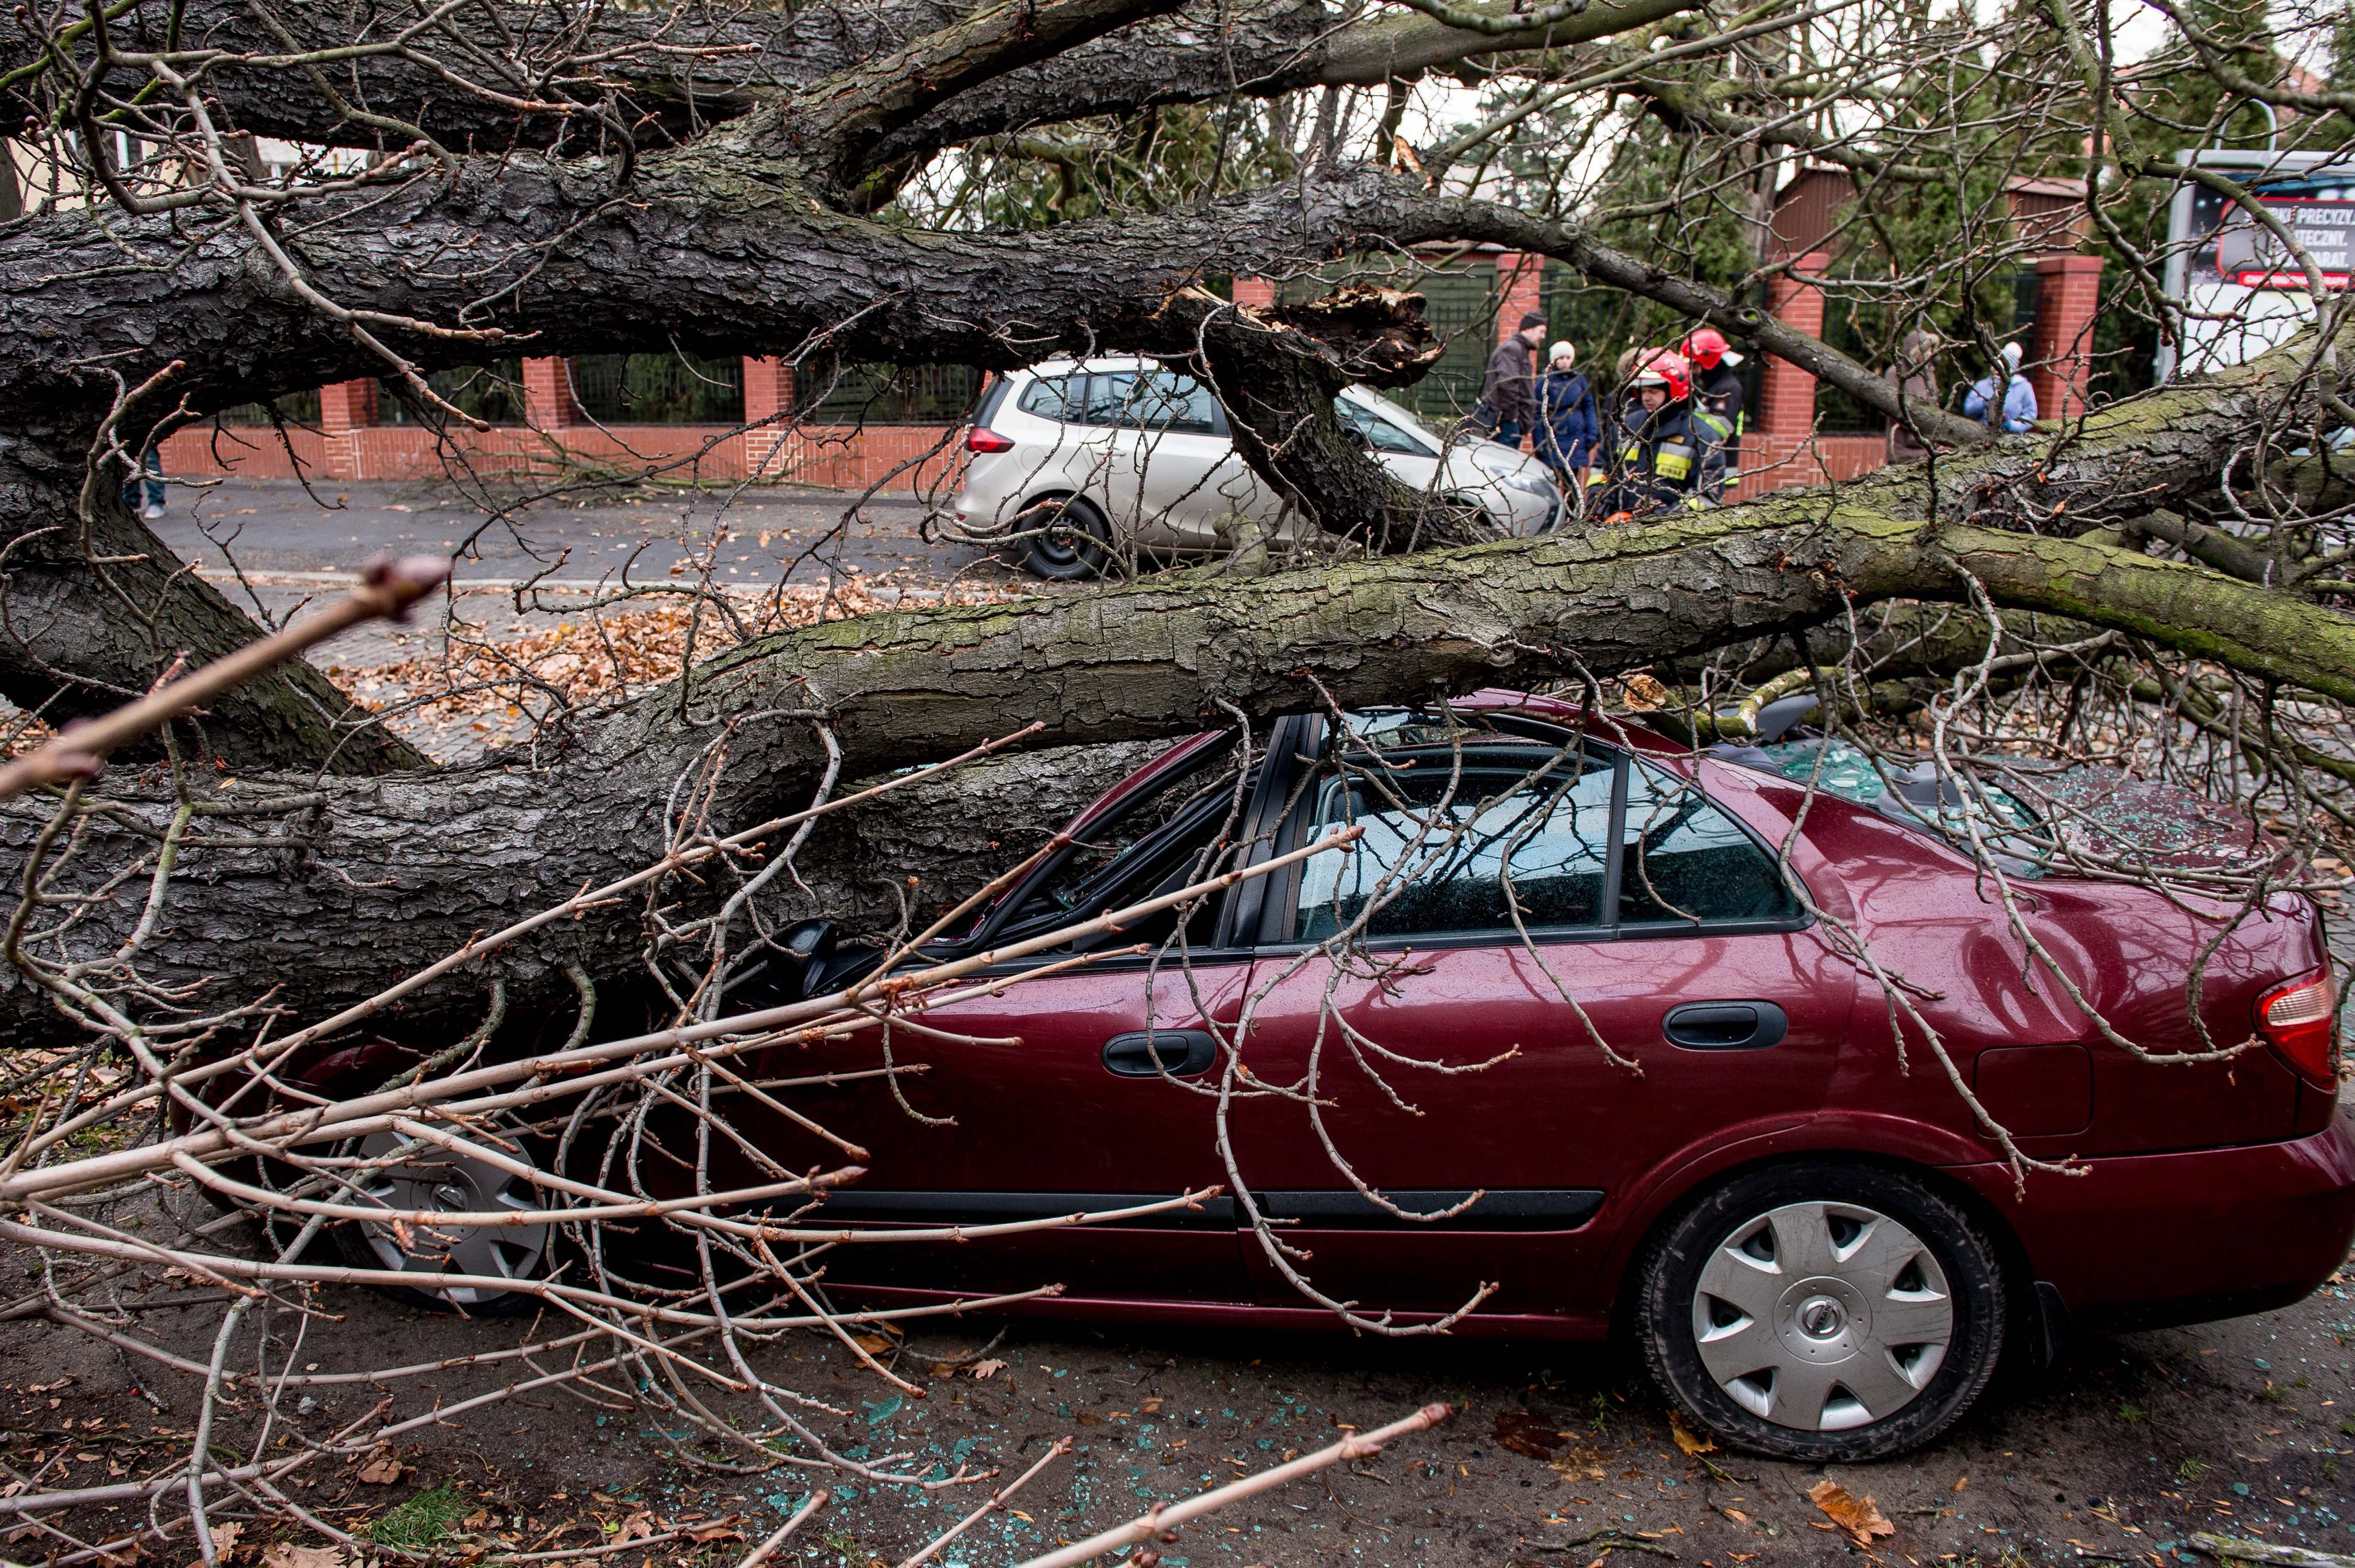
5;450;2350;1050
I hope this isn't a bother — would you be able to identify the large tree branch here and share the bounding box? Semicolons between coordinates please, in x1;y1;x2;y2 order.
1;0;1694;159
4;468;2347;1050
787;0;1188;194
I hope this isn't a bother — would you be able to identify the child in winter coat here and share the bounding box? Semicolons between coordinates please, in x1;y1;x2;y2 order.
1534;343;1600;484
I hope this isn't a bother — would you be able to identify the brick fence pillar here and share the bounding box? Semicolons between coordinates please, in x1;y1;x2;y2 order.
2030;253;2104;424
1492;252;1547;341
1756;251;1830;441
317;379;377;480
522;356;578;430
1231;276;1278;312
741;356;797;479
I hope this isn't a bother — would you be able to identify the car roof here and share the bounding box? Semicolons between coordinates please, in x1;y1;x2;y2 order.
1014;356;1155;378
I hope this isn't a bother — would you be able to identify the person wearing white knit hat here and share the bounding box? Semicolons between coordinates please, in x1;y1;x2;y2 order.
1965;341;2038;433
1535;342;1599;491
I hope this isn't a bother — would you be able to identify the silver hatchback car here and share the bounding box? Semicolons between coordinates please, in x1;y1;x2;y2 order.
947;358;1564;579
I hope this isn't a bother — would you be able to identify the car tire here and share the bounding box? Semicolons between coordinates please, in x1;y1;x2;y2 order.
331;1126;552;1316
1635;1163;2007;1462
1018;494;1113;581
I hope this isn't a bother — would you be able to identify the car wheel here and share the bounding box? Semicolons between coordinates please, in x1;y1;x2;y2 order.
1018;494;1113;581
1635;1163;2006;1461
332;1127;551;1315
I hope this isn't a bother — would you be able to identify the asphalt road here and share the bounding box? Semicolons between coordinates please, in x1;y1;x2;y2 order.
156;474;994;590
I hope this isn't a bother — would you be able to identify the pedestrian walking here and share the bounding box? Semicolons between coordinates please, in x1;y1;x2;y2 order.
1963;342;2037;433
1474;311;1548;448
1533;341;1600;487
1883;328;1942;462
1681;328;1746;495
120;445;166;520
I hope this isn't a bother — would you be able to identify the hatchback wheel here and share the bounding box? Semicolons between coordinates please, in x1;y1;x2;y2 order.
1636;1165;2006;1461
1018;494;1114;580
333;1128;550;1315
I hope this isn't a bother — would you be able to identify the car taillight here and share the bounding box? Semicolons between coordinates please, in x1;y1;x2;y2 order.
2254;969;2339;1085
966;427;1014;453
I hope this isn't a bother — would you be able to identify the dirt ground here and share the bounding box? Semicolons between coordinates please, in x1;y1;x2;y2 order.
5;1216;2349;1568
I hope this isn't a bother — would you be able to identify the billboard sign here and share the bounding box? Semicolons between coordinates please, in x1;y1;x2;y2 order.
2195;190;2355;290
2160;153;2355;380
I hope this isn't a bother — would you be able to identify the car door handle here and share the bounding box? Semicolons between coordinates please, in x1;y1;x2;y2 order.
1662;1001;1789;1050
1102;1029;1218;1078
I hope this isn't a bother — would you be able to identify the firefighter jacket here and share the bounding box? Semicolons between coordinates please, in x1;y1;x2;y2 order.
1604;399;1730;512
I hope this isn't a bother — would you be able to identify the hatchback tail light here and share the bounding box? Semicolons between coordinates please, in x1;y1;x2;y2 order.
966;426;1015;454
2254;969;2339;1085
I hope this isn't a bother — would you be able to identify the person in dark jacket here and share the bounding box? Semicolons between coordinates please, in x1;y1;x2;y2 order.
1597;349;1728;517
1682;328;1746;496
1475;311;1547;448
1533;341;1600;483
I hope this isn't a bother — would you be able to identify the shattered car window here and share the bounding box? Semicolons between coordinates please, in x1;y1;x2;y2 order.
1620;763;1803;927
1295;757;1614;940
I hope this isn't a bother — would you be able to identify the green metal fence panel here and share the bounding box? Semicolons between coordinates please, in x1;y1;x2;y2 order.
377;361;527;426
212;388;323;428
571;353;744;425
795;360;983;425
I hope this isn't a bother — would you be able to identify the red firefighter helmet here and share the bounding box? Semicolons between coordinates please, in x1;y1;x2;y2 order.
1683;328;1730;368
1627;348;1691;401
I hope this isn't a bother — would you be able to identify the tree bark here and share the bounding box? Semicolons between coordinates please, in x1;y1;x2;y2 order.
8;397;2352;1050
0;0;1689;160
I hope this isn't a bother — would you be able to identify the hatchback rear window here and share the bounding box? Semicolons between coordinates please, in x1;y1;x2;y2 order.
1018;374;1087;421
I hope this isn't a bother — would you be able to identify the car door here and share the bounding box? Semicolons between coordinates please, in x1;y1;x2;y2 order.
1106;370;1274;550
1225;728;1851;1322
722;738;1263;1306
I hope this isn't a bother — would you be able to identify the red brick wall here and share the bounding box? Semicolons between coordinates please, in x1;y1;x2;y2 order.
1756;253;1830;441
1231;276;1278;312
1492;253;1546;343
1729;433;1889;500
159;420;966;493
521;357;578;430
2030;254;2104;423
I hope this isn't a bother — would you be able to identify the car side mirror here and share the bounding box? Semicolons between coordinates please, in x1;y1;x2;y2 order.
724;919;839;1012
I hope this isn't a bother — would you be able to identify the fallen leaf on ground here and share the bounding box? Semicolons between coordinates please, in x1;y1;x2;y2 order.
1548;1444;1609;1482
850;1333;895;1355
201;1521;243;1561
261;1548;347;1568
353;1450;407;1485
685;1517;743;1544
612;1512;657;1546
1669;1411;1717;1455
1494;1411;1566;1460
1808;1479;1895;1544
969;1358;1007;1378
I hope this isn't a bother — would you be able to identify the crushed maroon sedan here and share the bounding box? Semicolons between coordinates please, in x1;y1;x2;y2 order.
371;691;2355;1462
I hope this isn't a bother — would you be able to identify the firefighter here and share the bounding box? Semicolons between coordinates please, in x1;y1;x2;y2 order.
1681;327;1746;495
1596;349;1728;519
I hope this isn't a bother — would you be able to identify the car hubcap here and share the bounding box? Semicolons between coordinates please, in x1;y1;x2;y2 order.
352;1131;546;1305
1691;1200;1953;1432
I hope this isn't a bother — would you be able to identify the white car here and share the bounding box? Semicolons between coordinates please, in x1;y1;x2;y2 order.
948;358;1564;579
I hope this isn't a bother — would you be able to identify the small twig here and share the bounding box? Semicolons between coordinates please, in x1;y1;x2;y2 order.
736;1489;830;1568
1015;1403;1450;1568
